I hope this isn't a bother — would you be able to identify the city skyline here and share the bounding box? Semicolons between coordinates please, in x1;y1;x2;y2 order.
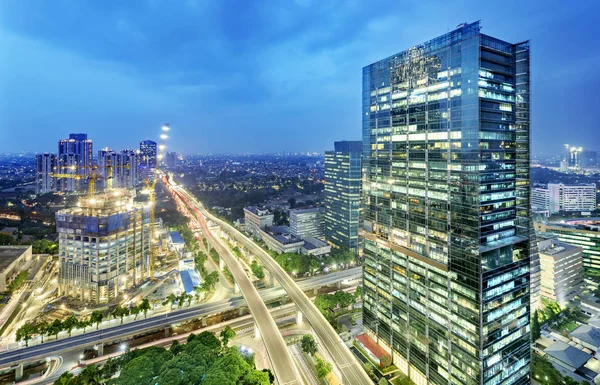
1;1;599;154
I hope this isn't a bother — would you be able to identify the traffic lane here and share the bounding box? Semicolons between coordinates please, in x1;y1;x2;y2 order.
203;209;372;385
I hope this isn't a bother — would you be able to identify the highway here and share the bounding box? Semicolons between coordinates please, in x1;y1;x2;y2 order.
175;186;304;385
0;268;359;369
174;186;372;385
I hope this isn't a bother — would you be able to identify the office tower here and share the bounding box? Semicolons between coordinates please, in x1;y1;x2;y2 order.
538;234;584;307
569;147;582;169
581;150;597;169
243;206;274;238
56;189;151;303
534;220;600;274
289;207;324;239
140;140;158;168
361;22;531;385
35;153;57;194
97;149;141;189
324;141;362;250
548;183;596;213
165;151;178;168
57;133;93;192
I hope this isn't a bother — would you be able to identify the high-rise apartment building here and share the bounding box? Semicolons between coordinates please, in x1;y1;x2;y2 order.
324;141;362;250
56;189;151;303
97;148;141;189
165;151;178;168
35;153;57;194
289;207;324;239
57;133;93;192
361;22;531;385
140;140;158;168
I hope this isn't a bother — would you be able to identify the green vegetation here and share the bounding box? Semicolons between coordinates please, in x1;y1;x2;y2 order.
31;239;58;254
220;325;236;346
314;290;357;318
209;248;220;264
536;300;580;335
300;334;317;356
0;233;17;245
314;355;332;379
269;246;359;276
7;270;29;293
223;266;234;284
532;353;589;385
250;260;265;280
532;309;541;341
54;331;270;385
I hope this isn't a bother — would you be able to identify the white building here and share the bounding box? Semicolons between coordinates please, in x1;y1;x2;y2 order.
531;187;550;212
243;206;273;238
548;183;596;213
538;234;584;307
260;226;304;254
290;207;324;239
301;237;331;258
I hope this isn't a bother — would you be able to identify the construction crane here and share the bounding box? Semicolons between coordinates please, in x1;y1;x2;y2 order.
145;124;170;277
51;163;131;196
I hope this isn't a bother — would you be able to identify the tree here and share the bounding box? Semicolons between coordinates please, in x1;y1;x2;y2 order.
37;321;50;343
112;305;129;324
379;378;389;385
0;233;17;245
163;293;177;310
315;356;332;379
288;198;296;208
78;317;92;333
49;319;62;340
139;298;151;318
78;364;103;385
116;355;156;385
532;310;541;341
102;357;120;378
16;323;37;347
90;311;103;330
354;285;363;300
177;293;186;309
363;362;375;380
250;260;265;280
130;305;141;320
220;325;236;347
54;371;75;385
185;293;193;307
62;314;79;337
300;334;318;356
170;340;184;356
32;239;58;254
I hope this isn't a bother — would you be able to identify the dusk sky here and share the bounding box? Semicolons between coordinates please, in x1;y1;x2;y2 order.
1;0;599;155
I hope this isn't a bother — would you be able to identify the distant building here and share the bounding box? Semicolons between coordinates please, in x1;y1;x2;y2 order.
301;237;331;258
289;207;324;239
57;133;93;192
56;189;151;303
140;140;158;168
260;226;304;254
97;148;141;189
165;152;178;168
243;206;273;238
548;183;596;213
535;220;600;273
35;153;57;194
582;150;597;169
531;187;550;212
324;141;362;250
538;234;584;306
0;246;32;292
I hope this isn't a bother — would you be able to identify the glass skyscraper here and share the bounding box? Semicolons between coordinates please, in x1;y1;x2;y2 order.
361;22;531;385
324;141;362;250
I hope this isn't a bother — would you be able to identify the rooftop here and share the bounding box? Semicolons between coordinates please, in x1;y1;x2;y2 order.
180;269;201;295
303;237;329;250
244;206;271;216
0;246;30;272
545;340;592;369
290;207;323;215
263;226;303;245
571;325;600;348
169;231;185;245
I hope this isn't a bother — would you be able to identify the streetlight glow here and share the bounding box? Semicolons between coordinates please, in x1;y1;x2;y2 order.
162;125;170;132
160;134;168;140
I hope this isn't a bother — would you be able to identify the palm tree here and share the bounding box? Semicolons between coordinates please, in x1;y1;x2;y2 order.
139;298;151;318
162;293;177;310
185;293;193;307
90;311;103;330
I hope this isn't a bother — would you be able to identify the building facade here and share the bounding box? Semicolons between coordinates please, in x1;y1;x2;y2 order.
243;206;274;238
361;22;531;385
140;140;158;169
56;189;152;303
534;220;600;273
97;148;141;189
548;183;596;213
57;133;93;192
531;187;550;212
324;141;362;250
289;207;324;239
35;153;57;194
538;234;584;307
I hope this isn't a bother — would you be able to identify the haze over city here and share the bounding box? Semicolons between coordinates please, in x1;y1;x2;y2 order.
1;0;599;154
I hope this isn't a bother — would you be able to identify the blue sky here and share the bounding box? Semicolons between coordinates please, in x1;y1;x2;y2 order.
1;0;599;155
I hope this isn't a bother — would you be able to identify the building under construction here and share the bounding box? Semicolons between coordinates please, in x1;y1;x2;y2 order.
56;189;152;303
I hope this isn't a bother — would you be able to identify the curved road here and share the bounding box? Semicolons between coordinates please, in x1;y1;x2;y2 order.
175;186;372;385
176;188;303;385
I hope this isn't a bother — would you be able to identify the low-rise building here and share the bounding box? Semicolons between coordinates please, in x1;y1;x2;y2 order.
290;208;324;239
571;325;600;352
301;237;331;258
538;234;585;306
0;246;32;292
544;341;592;372
168;231;185;251
260;226;304;254
548;183;597;213
244;206;273;238
179;269;202;295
